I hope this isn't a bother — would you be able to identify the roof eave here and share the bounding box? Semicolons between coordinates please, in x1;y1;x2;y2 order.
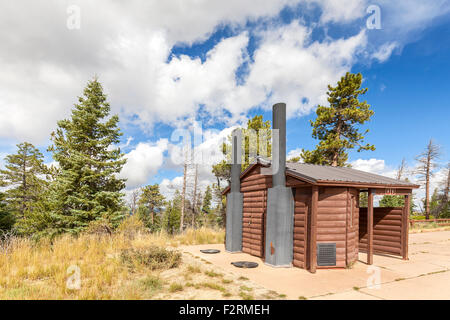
314;180;420;189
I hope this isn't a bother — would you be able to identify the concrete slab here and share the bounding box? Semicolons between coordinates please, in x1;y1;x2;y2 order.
310;290;383;300
381;260;446;278
359;271;450;300
182;230;450;300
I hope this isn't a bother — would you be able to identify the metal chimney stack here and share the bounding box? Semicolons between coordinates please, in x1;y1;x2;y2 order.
225;129;243;252
264;103;294;267
272;103;287;187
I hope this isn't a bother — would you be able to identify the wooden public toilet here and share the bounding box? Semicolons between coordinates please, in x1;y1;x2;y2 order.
223;103;419;273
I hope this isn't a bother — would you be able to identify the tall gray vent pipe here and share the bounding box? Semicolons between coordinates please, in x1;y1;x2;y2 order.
264;103;294;267
225;129;243;252
272;103;287;187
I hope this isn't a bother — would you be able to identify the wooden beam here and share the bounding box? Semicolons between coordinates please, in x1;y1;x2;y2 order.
310;185;318;273
367;189;374;265
402;194;411;260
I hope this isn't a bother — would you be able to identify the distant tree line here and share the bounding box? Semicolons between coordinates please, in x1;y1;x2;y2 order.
129;183;224;235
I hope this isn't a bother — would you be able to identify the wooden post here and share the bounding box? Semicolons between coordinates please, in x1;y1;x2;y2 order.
367;189;374;265
402;194;410;260
310;186;318;273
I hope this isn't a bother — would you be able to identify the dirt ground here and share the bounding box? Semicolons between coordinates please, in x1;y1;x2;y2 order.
153;251;285;300
181;230;450;300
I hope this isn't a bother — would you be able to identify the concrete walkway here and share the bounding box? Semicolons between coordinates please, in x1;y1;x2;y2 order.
181;230;450;300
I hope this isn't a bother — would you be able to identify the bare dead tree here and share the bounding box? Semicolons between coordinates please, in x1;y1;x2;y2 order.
415;139;441;219
129;189;141;215
180;161;187;232
191;164;198;228
396;158;408;180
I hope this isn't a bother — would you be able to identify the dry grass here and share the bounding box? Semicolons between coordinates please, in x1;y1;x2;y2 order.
0;227;224;300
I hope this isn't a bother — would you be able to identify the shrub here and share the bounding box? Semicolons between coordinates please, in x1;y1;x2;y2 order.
239;291;254;300
239;285;253;292
200;282;226;292
117;215;146;238
187;265;201;273
140;275;164;292
120;246;181;270
86;219;113;236
169;283;183;293
204;270;222;277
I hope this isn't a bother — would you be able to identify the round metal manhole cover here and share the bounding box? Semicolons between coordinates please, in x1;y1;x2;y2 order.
231;261;259;268
200;249;221;254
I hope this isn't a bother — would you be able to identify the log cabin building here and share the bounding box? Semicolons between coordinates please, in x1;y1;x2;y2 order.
223;103;419;273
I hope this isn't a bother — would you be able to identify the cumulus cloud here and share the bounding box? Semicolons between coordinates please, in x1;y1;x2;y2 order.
159;176;184;200
0;0;299;144
1;0;449;152
315;0;367;24
372;42;399;62
287;148;303;160
236;22;367;117
351;158;392;176
159;174;213;201
119;139;168;189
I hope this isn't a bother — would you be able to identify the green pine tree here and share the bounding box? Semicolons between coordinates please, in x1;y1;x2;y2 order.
201;186;215;226
359;191;368;208
137;184;165;232
202;186;212;215
0;142;48;219
0;191;15;233
428;188;440;218
379;195;405;208
301;72;375;166
212;183;225;227
48;78;127;234
162;190;181;234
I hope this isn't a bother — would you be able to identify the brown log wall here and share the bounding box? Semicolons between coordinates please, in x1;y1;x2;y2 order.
293;187;311;269
241;166;271;257
316;187;359;268
347;188;359;265
359;207;403;256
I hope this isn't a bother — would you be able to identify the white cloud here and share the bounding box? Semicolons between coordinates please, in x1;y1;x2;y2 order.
1;0;449;148
287;148;303;160
351;158;390;175
159;177;184;200
160;174;214;201
0;0;300;143
372;42;399;62
224;22;367;118
315;0;367;24
119;139;168;189
0;1;368;145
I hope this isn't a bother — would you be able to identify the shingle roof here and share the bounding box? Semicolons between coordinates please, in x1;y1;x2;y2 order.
286;162;417;187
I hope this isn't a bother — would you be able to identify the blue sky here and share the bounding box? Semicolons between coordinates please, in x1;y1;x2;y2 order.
0;1;449;202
